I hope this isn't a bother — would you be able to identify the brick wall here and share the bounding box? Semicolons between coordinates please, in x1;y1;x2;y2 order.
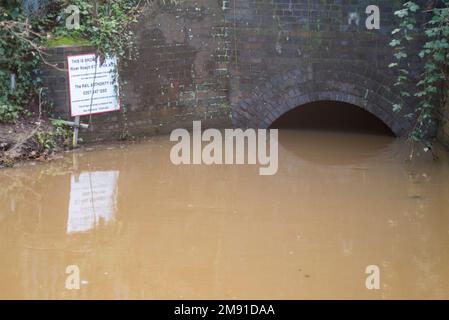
43;0;231;142
227;0;423;136
43;0;431;142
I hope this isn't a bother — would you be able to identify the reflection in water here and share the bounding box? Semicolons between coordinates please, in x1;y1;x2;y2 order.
67;171;119;234
0;130;448;299
278;130;398;166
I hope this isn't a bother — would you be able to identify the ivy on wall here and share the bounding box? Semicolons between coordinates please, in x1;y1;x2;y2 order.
389;0;449;155
53;0;142;62
0;2;49;123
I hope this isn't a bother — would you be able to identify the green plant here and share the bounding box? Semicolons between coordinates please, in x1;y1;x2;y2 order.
389;0;449;154
0;98;22;123
0;1;68;123
51;119;72;145
36;130;56;151
35;122;72;151
54;0;142;62
0;6;41;123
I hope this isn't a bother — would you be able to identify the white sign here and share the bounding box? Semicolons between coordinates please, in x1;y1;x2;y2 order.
67;171;119;234
67;53;120;117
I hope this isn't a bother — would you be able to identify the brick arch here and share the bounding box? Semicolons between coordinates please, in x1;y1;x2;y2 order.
232;66;412;137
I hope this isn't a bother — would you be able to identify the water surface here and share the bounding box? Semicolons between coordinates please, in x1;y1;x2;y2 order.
0;130;448;299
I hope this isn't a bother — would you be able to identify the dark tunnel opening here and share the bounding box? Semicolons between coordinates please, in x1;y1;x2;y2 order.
270;101;395;136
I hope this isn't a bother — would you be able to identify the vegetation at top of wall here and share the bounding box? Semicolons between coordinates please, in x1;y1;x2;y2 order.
43;35;92;48
389;0;449;156
52;0;142;63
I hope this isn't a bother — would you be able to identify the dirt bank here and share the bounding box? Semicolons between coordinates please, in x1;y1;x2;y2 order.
0;118;67;168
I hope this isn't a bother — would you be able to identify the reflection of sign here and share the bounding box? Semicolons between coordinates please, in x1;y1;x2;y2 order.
67;171;119;234
67;54;120;117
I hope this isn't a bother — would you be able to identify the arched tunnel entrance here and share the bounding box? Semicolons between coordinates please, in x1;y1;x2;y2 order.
270;101;395;136
269;101;397;166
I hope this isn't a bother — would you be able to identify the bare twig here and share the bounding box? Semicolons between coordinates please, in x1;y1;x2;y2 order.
0;18;67;72
5;123;42;156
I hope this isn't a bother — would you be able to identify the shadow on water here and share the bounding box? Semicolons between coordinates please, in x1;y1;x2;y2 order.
271;101;398;166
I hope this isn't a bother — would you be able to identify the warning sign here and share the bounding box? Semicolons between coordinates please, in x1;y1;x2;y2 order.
67;53;120;117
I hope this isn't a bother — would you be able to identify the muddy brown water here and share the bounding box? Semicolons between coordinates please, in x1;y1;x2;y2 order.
0;129;448;299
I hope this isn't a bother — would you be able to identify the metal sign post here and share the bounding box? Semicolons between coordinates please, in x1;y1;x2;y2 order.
72;116;80;148
10;73;16;92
